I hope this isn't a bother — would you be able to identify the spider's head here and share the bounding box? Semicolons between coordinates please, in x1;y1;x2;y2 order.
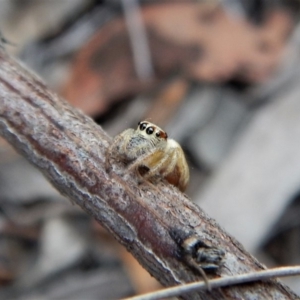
137;121;168;142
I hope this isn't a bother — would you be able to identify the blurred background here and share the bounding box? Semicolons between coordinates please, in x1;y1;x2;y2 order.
0;0;300;298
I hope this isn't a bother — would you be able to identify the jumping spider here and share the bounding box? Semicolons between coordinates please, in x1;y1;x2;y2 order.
106;121;189;191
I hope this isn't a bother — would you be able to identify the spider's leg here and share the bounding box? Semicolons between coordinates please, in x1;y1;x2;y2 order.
127;148;165;182
105;129;134;172
144;152;172;178
162;146;189;191
158;148;178;178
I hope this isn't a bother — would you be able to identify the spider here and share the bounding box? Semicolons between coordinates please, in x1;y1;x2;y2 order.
106;121;189;192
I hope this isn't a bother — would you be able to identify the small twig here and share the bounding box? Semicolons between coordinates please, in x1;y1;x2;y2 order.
125;266;300;300
121;0;154;80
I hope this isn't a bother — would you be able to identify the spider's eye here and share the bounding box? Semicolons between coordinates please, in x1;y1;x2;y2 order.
156;130;168;139
146;127;154;135
139;123;147;131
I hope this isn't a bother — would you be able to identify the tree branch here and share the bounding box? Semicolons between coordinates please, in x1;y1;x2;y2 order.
0;49;297;299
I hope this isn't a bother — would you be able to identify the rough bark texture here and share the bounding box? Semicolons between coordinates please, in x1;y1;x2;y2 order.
0;49;298;299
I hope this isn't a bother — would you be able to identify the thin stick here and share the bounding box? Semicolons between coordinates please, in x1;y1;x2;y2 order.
122;0;154;80
125;266;300;300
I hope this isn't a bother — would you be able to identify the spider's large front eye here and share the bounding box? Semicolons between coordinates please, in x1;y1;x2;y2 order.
139;123;147;131
146;127;154;135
